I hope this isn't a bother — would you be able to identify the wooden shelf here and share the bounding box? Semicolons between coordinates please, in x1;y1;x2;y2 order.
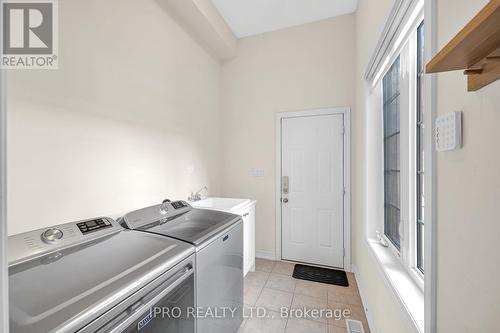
426;0;500;91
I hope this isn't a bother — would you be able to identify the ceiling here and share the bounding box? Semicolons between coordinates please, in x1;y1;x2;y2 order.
211;0;358;38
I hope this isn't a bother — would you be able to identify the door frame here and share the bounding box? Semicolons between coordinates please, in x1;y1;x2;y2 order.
275;107;351;272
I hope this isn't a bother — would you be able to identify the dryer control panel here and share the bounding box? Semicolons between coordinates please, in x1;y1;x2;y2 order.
171;200;189;209
120;200;192;230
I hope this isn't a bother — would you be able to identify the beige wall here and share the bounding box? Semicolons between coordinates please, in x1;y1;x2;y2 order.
435;0;500;331
352;0;414;332
6;0;223;235
353;0;500;332
221;15;356;256
222;10;412;333
8;1;500;331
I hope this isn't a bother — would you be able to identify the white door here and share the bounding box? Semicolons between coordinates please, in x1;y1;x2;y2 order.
281;114;344;268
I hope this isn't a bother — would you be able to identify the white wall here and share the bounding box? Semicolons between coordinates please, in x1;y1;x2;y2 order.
221;15;356;257
352;0;414;332
434;0;500;331
6;0;224;235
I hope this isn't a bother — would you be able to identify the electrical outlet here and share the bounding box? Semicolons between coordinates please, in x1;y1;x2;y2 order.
250;168;265;177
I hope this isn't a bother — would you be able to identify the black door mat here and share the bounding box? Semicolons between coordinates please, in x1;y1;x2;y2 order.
292;264;349;287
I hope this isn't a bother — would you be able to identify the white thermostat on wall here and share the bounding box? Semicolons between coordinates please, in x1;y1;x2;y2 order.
435;111;462;152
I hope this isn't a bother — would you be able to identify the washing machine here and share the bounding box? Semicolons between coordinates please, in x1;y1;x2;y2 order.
8;217;196;333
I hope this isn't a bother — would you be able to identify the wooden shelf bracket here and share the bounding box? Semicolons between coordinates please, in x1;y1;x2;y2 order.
426;0;500;91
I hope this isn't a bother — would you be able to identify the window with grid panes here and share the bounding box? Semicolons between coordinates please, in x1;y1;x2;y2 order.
383;56;401;251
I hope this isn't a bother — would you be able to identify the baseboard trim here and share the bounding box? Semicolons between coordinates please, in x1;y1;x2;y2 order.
351;264;378;333
255;249;276;261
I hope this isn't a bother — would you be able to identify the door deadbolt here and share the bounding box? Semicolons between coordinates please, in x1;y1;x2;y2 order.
282;176;289;194
282;198;289;203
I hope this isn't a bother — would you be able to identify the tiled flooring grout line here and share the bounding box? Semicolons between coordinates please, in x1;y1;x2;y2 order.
248;260;367;333
283;291;295;333
241;270;264;331
261;262;291;332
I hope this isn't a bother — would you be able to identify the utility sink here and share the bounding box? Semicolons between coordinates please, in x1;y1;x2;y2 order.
190;197;252;213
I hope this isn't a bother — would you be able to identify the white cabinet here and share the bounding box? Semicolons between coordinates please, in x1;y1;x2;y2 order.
191;198;256;276
235;202;256;276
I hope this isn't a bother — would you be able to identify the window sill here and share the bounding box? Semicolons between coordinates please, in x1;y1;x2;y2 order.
365;238;424;333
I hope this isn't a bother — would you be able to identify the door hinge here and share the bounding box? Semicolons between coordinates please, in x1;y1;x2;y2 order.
343;248;346;257
342;126;346;135
343;187;346;196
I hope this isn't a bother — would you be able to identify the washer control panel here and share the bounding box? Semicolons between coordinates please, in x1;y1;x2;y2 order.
8;217;121;265
76;218;112;234
41;228;64;244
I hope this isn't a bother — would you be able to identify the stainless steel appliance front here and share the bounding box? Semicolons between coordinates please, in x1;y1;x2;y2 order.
91;255;195;333
120;201;244;333
8;217;196;333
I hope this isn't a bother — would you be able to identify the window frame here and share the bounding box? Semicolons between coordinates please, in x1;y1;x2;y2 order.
416;21;425;275
408;22;425;287
379;18;425;290
362;1;431;330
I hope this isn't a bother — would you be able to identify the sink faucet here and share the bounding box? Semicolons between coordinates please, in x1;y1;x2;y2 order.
188;186;208;202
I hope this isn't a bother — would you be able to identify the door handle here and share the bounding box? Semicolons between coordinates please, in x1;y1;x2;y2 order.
106;264;194;333
282;176;289;194
282;198;289;203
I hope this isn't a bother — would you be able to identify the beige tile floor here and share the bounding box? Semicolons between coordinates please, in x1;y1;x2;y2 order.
239;259;371;333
